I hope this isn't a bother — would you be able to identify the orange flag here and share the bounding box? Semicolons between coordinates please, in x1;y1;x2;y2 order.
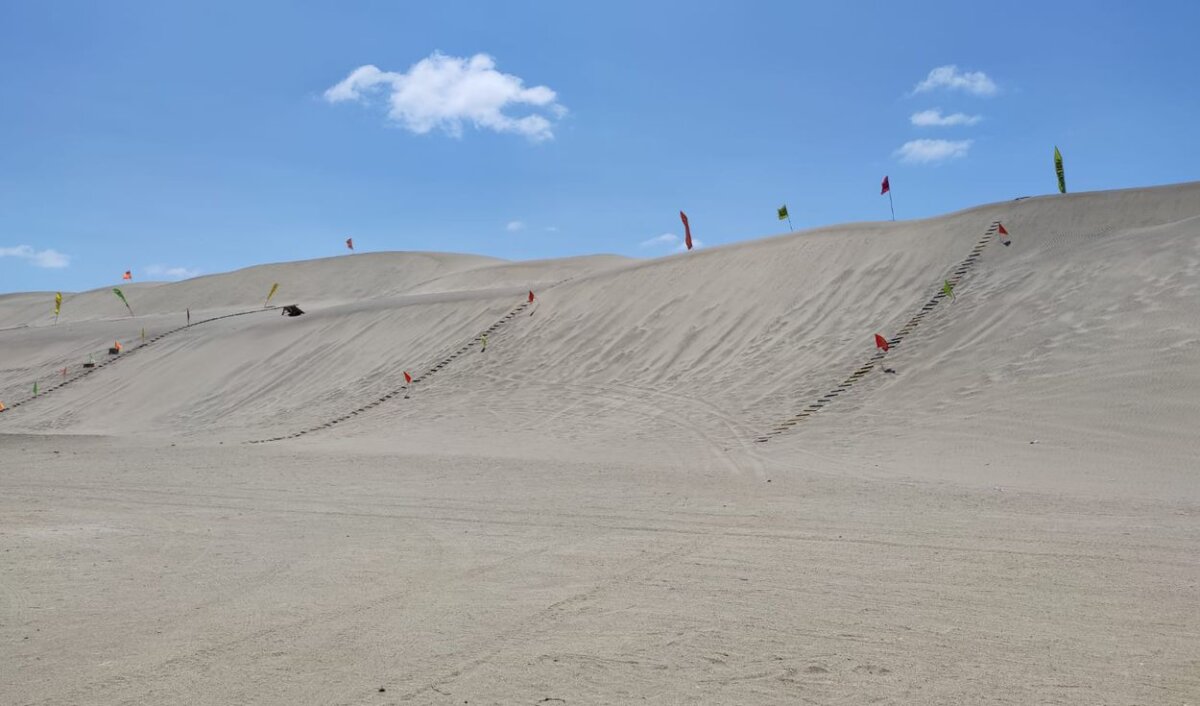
122;270;132;280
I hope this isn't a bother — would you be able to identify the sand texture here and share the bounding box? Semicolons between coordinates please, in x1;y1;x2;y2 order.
2;183;1198;704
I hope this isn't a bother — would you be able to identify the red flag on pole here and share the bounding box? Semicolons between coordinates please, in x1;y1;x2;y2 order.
345;238;354;250
679;211;693;250
880;176;890;195
122;270;132;280
997;222;1011;246
528;290;535;303
403;371;412;384
875;333;890;352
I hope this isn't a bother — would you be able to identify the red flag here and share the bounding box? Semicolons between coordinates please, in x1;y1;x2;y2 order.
122;270;132;280
679;211;693;250
528;290;535;303
404;371;412;384
345;238;354;250
997;222;1011;246
880;176;890;195
875;333;889;352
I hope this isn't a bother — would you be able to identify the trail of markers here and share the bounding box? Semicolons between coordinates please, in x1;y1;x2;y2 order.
0;307;281;415
247;297;533;444
754;221;1003;443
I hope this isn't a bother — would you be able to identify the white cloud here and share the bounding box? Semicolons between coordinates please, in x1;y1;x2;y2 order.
912;65;997;96
506;220;526;232
639;233;702;252
544;226;559;232
324;52;566;141
0;245;70;268
146;264;201;280
894;139;973;164
910;108;982;127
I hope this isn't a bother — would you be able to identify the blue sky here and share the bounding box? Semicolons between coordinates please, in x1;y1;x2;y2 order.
3;1;1198;293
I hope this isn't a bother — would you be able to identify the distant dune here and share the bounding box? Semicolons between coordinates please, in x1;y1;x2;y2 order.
3;182;1198;494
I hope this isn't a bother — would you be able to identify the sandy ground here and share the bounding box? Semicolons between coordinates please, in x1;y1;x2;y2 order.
2;183;1199;703
3;436;1197;705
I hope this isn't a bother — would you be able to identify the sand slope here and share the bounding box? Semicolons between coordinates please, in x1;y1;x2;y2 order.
2;183;1198;704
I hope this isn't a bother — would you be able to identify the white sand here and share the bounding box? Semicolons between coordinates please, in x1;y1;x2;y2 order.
2;183;1198;703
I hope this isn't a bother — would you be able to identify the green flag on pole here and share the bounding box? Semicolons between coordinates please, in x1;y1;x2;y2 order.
33;381;39;396
777;204;793;231
112;288;134;317
1054;146;1066;194
943;280;955;300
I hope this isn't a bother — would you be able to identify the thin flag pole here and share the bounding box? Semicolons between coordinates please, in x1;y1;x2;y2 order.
888;189;895;221
786;214;794;231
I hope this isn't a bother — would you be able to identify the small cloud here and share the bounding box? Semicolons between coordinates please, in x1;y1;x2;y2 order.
912;65;997;97
639;233;701;252
544;226;559;232
146;264;201;280
324;52;566;141
894;139;973;164
0;245;70;268
640;233;679;248
505;220;526;232
910;108;982;127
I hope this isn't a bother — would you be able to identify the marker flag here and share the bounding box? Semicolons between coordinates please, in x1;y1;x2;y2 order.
112;288;134;317
777;205;789;221
123;270;132;280
33;381;38;396
679;211;693;250
1054;146;1066;194
997;222;1011;246
528;290;535;303
266;283;280;306
54;292;62;321
881;176;890;195
875;333;890;352
346;237;354;250
943;280;955;300
404;371;412;384
62;367;68;378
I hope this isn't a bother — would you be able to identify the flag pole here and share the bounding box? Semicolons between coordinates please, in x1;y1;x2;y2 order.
786;214;794;231
888;190;895;221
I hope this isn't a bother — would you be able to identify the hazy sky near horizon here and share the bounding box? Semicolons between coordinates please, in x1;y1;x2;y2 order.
3;1;1198;293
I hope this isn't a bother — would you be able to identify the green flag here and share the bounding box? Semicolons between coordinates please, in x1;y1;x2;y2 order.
1054;146;1066;194
112;288;134;317
943;280;954;300
33;381;39;396
265;282;280;306
777;205;789;221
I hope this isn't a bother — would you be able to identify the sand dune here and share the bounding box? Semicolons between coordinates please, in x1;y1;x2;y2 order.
2;183;1198;704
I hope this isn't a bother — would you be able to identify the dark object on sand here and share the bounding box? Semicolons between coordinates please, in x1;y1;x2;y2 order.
108;347;121;355
883;367;897;374
281;305;305;317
